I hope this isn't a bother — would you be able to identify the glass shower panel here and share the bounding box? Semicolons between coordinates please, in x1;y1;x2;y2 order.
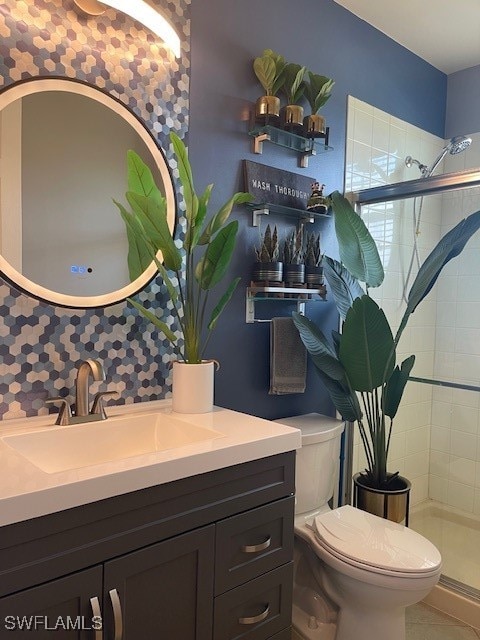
356;176;480;597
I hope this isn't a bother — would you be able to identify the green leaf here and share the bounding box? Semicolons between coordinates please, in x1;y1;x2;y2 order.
195;220;238;290
253;56;276;94
189;184;213;249
339;296;395;391
292;312;346;381
126;192;181;272
384;355;415;419
323;256;365;321
330;191;384;288
115;200;152;281
198;192;253;245
208;277;241;330
398;210;480;343
170;132;198;226
126;150;164;206
315;369;362;423
304;73;334;114
127;297;177;344
282;63;306;104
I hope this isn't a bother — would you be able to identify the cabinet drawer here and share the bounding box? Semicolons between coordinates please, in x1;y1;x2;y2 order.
215;497;294;594
214;562;293;640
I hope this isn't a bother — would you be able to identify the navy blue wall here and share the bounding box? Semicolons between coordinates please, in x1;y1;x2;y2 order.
446;65;480;138
188;0;447;419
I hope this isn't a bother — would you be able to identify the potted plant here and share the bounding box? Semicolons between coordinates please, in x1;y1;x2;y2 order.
293;191;480;522
304;230;324;288
306;181;328;214
303;72;334;138
252;223;283;287
252;49;286;126
282;226;305;288
280;62;306;134
115;132;252;413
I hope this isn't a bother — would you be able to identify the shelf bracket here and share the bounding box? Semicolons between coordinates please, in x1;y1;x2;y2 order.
253;132;270;155
246;293;307;323
246;286;326;323
251;207;270;227
300;147;316;168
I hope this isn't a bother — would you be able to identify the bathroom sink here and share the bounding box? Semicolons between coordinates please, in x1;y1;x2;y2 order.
1;413;224;473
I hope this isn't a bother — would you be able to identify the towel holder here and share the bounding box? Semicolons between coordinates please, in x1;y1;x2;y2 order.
246;285;327;323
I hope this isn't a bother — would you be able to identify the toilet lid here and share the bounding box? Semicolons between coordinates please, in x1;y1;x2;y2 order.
314;505;441;574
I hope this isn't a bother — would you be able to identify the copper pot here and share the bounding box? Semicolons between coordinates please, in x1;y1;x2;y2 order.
255;96;280;126
282;105;304;133
303;114;326;137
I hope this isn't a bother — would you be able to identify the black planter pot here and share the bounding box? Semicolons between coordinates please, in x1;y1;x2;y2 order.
283;264;305;285
252;261;283;283
305;265;324;287
353;472;411;525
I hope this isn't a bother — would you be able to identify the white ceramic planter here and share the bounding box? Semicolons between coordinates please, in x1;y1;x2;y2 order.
171;360;215;414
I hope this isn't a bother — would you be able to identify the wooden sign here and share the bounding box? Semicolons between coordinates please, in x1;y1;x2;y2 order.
243;160;318;210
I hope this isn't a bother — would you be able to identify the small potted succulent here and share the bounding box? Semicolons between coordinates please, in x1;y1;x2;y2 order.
252;49;286;126
280;63;306;134
304;230;324;288
252;223;283;285
306;181;328;214
303;72;334;138
282;226;305;287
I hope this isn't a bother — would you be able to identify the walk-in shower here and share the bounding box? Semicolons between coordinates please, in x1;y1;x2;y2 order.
353;165;480;607
345;96;479;625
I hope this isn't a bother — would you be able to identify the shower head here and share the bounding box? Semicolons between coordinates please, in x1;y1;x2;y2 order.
405;135;472;178
449;135;472;155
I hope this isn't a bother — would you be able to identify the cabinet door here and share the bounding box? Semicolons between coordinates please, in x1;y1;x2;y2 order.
104;525;214;640
0;566;102;639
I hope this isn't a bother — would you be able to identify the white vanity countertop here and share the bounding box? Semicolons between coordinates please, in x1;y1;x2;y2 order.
0;400;301;527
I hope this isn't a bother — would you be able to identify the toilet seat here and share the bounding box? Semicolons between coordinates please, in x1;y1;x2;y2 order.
313;505;442;577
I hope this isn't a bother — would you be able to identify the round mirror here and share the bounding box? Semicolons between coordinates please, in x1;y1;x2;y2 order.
0;77;176;308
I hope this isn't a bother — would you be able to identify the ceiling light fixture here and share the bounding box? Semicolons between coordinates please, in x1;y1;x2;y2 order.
73;0;181;58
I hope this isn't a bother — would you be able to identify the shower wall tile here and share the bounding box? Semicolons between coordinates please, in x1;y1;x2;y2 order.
446;480;474;512
348;97;480;513
346;96;443;506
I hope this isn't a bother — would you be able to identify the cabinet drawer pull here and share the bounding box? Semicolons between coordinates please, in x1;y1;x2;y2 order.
109;589;123;640
90;596;103;640
238;604;270;625
241;536;271;553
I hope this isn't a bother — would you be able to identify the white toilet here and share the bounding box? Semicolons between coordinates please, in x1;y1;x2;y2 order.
276;413;442;640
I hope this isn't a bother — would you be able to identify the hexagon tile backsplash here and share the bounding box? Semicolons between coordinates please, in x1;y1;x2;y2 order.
0;0;190;420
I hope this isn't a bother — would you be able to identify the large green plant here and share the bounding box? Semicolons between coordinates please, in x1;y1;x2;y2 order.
115;132;252;364
293;191;480;488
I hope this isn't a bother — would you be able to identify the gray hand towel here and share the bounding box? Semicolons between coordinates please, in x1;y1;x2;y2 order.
269;317;307;394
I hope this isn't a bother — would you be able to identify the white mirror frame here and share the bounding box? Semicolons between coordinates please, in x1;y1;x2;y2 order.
0;77;176;308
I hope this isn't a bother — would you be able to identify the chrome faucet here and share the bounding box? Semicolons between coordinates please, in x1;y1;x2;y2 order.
46;358;118;425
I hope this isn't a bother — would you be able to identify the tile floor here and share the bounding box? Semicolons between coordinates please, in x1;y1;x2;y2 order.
406;602;480;639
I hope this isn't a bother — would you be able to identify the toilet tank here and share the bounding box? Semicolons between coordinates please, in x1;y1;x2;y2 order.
275;414;345;516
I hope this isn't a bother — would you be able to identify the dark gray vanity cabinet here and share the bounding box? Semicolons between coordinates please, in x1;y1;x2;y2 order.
0;567;103;639
0;452;295;639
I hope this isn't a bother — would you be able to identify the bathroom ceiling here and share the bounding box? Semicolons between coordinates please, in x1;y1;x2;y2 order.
334;0;480;74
